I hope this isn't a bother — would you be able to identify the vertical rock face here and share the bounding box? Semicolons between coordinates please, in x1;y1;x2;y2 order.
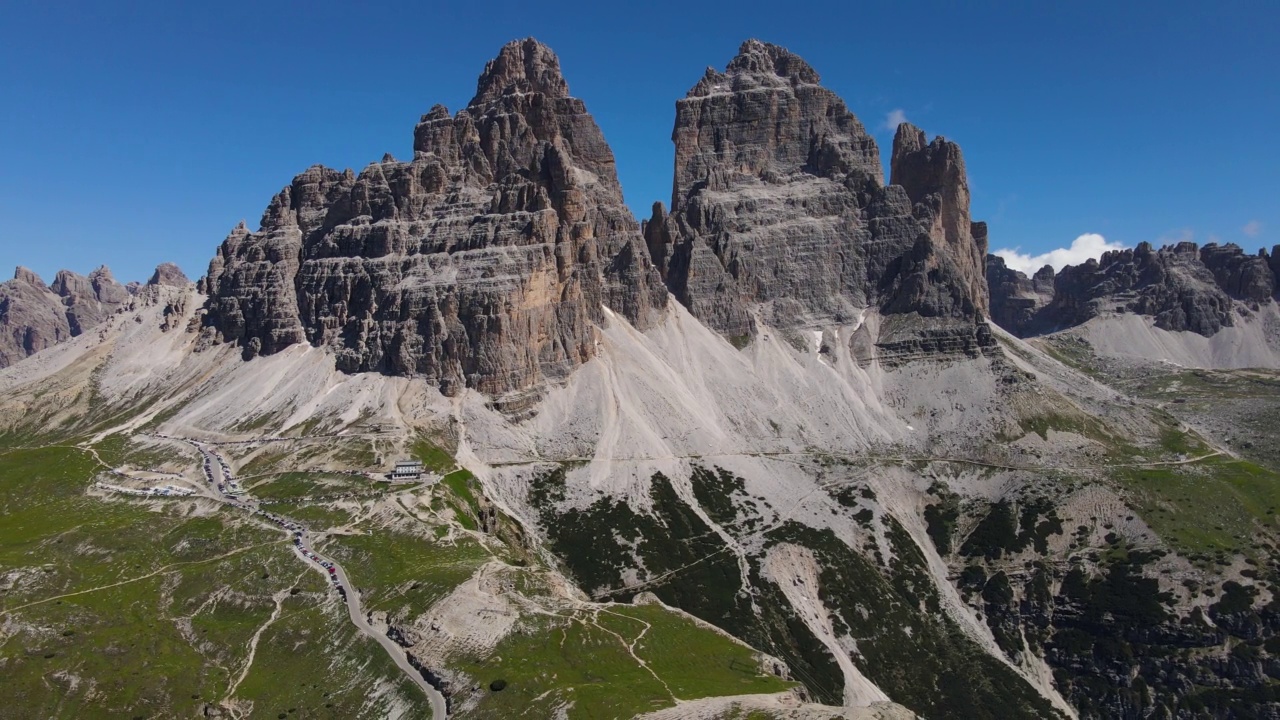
889;123;989;317
0;264;132;367
51;266;130;334
0;267;71;367
654;40;990;348
203;38;666;395
986;256;1055;336
987;242;1280;338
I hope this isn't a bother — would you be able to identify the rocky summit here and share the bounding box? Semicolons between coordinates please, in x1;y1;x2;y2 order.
0;265;133;367
202;38;666;397
644;40;991;365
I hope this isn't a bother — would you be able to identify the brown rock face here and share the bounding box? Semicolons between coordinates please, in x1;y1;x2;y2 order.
51;266;130;334
890;123;989;317
655;40;991;353
1;267;71;367
147;262;191;287
0;264;131;367
203;38;666;395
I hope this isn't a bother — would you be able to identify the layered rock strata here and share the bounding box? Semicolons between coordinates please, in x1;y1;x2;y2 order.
203;38;665;395
645;40;992;365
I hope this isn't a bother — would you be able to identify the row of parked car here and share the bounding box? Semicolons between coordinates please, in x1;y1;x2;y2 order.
155;433;349;602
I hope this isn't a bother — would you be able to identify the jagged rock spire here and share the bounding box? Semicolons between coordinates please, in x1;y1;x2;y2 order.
890;122;988;315
1;263;130;367
469;38;569;106
724;39;821;85
203;39;665;395
659;40;990;346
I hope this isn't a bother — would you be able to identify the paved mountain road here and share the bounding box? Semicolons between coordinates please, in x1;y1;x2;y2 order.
294;538;449;719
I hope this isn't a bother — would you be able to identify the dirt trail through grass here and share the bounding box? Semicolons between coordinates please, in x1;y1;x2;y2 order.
0;541;274;614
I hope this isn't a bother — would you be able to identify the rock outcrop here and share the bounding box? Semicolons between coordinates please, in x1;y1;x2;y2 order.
648;40;991;363
987;256;1055;337
147;262;190;287
988;242;1280;337
0;264;132;367
51;266;130;335
203;38;665;396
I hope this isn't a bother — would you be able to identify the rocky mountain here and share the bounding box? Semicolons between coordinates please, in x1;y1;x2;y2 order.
147;262;190;287
6;37;1280;720
0;265;137;367
644;41;991;365
987;255;1055;337
202;38;666;399
989;241;1280;339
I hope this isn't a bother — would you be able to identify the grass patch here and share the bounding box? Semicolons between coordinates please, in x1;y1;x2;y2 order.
606;604;794;699
438;468;482;530
0;445;417;718
467;603;791;719
249;472;372;501
411;438;456;473
321;531;490;616
284;503;359;529
1114;455;1280;554
229;595;421;718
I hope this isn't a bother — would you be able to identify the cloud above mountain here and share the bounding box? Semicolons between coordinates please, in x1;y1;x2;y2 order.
883;108;908;131
1244;220;1263;238
994;233;1127;274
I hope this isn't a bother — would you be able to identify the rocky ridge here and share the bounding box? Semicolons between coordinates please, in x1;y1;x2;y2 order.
988;241;1280;338
202;38;666;397
645;40;992;365
0;265;139;367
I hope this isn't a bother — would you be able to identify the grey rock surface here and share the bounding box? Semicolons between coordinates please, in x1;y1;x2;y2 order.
0;267;72;367
988;242;1280;337
203;38;666;395
0;264;131;367
148;262;191;287
52;266;130;335
652;40;991;357
987;256;1055;337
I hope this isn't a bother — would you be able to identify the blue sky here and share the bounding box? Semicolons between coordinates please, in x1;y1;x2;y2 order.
1;0;1276;282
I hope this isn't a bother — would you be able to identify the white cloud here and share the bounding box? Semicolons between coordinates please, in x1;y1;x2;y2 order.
994;233;1128;275
882;108;908;132
1243;220;1263;237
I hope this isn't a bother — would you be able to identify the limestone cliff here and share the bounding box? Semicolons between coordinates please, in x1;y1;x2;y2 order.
203;38;666;396
0;265;133;367
650;40;991;363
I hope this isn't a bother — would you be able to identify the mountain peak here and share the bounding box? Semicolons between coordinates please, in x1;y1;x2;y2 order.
892;122;927;157
725;39;820;85
204;37;665;394
469;37;569;107
147;262;190;287
13;266;45;287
